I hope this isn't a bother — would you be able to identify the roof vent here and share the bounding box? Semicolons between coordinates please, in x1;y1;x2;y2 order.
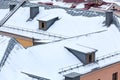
105;11;113;27
37;15;59;31
30;6;39;20
64;72;80;80
65;44;97;65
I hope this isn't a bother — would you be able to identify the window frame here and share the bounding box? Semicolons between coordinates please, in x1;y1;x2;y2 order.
88;54;93;63
112;72;118;80
41;22;45;29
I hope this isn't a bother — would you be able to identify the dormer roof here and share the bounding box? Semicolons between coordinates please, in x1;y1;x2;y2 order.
65;43;97;53
37;14;58;21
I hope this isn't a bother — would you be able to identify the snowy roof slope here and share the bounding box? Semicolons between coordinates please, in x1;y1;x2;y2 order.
26;41;81;80
0;44;33;80
1;24;120;80
77;25;120;58
0;36;10;62
0;38;81;80
27;24;120;79
0;36;31;80
4;7;65;30
4;7;106;37
0;9;9;21
47;15;106;37
0;3;120;80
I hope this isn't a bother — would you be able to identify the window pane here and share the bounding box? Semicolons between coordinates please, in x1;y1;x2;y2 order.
88;54;92;63
112;72;118;80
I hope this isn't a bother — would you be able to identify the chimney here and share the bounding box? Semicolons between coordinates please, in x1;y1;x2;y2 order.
65;44;97;65
30;6;39;19
106;11;113;27
9;4;16;11
64;72;80;80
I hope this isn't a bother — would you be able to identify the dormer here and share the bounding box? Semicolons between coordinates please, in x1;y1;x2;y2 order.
65;44;97;65
37;15;59;31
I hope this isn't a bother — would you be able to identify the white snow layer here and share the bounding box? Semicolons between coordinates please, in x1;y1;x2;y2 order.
0;36;10;62
5;7;106;37
0;2;120;80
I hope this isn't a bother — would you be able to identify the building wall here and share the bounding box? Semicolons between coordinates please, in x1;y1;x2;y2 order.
16;38;33;48
0;31;33;48
80;62;120;80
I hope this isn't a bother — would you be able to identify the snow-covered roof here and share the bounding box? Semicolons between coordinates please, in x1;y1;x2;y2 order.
1;2;120;80
26;24;120;79
0;43;34;80
77;24;120;59
4;7;106;37
0;9;9;21
0;38;81;80
0;36;10;62
0;36;30;80
1;26;120;80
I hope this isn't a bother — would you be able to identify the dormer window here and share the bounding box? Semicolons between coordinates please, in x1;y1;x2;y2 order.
39;21;46;30
65;44;97;65
37;15;59;31
88;54;92;63
87;53;94;64
41;22;45;29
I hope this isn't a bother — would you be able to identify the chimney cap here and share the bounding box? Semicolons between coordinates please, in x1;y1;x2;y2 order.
64;72;80;78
